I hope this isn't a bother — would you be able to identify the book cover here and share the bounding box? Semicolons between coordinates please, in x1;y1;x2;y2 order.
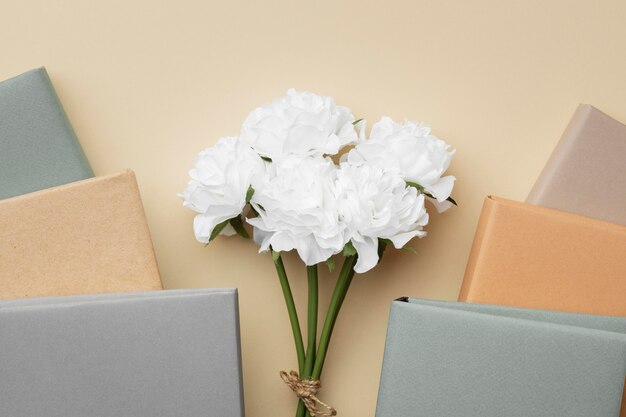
0;170;162;299
459;196;626;316
0;67;93;200
527;104;626;225
376;298;626;417
0;288;244;417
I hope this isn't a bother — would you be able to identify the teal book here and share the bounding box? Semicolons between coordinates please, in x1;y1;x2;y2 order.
0;68;93;200
376;298;626;417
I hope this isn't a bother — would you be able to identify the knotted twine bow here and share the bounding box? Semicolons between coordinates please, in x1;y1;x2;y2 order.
280;370;337;416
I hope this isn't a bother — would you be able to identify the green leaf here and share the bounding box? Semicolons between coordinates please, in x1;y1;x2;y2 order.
261;156;272;162
343;241;357;257
406;181;425;193
209;219;230;242
408;181;457;206
229;215;249;239
402;245;417;254
245;186;255;204
352;118;364;126
271;249;281;263
377;238;389;262
325;257;336;273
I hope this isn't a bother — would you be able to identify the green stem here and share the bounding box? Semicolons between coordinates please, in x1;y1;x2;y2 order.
297;265;319;417
311;256;357;380
273;253;305;374
297;398;307;417
303;265;319;377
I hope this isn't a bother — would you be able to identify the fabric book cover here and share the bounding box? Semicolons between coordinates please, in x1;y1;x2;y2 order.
0;170;162;299
0;288;245;417
376;298;626;417
0;67;93;200
459;196;626;316
527;104;626;225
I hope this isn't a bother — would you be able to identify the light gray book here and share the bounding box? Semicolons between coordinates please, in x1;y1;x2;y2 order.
0;288;245;417
0;67;93;200
376;298;626;417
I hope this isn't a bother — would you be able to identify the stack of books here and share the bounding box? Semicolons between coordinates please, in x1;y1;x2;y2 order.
0;68;245;417
377;104;626;416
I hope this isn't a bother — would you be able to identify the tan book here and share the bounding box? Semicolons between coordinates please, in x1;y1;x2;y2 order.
0;170;162;299
459;196;626;415
527;104;626;226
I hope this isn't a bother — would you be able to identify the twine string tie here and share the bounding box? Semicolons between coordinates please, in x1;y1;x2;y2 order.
280;370;337;417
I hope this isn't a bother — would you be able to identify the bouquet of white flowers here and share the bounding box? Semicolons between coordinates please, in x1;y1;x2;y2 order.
181;89;456;417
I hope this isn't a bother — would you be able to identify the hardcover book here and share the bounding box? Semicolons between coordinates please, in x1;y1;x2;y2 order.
0;288;245;417
459;196;626;316
459;195;626;415
527;104;626;225
376;298;626;417
0;67;93;200
0;170;162;299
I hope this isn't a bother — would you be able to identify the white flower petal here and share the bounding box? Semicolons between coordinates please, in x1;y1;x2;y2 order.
428;197;454;213
353;236;380;274
296;236;334;265
248;156;347;265
220;223;237;237
240;89;357;160
251;226;273;252
336;162;428;269
181;136;264;243
193;215;220;244
349;116;456;207
427;176;456;202
268;232;298;253
386;231;426;249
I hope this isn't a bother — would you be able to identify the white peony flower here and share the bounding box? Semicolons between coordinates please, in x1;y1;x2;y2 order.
181;136;265;243
346;116;455;212
247;156;347;265
335;162;429;273
240;88;358;161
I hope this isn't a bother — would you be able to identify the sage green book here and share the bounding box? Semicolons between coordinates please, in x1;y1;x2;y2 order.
0;68;93;200
376;298;626;417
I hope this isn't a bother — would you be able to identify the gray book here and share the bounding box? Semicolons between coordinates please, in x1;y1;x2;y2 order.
0;288;245;417
527;104;626;225
376;298;626;417
0;67;93;200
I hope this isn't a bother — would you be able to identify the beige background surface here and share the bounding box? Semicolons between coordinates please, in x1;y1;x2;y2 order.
2;1;626;415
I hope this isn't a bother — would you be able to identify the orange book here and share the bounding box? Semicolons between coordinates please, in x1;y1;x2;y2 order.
0;170;162;299
460;196;626;314
459;195;626;415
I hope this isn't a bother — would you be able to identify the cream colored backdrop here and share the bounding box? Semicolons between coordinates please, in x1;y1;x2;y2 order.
2;1;626;415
